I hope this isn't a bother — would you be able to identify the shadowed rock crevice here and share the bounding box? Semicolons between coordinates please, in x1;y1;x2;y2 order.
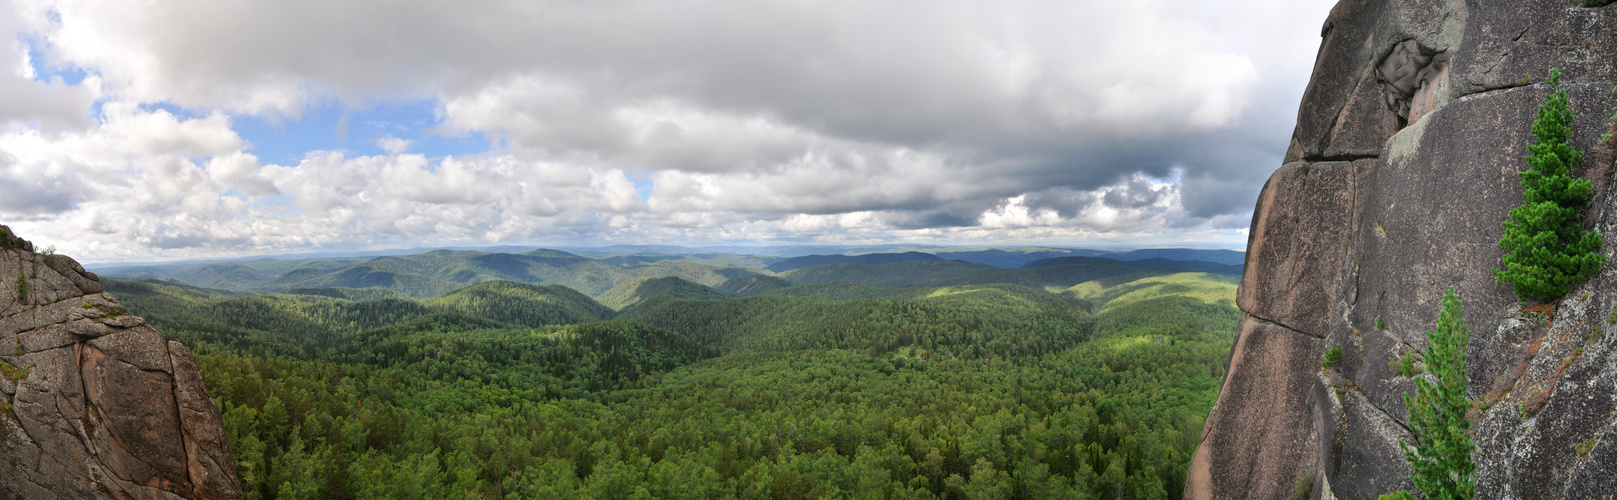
0;224;241;500
1444;79;1535;104
1242;310;1320;341
1307;154;1384;163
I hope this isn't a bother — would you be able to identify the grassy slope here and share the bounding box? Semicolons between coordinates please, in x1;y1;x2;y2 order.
1068;272;1239;313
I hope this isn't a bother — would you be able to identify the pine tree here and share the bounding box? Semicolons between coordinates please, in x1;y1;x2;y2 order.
1494;68;1606;303
1383;287;1475;500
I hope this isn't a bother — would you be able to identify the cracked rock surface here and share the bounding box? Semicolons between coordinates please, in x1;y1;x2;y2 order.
1191;0;1617;498
0;225;241;500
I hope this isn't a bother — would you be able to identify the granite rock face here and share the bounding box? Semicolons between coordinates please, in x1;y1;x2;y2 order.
1190;0;1617;498
0;225;242;499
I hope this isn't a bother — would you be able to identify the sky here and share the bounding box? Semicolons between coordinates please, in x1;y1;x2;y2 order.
0;0;1337;263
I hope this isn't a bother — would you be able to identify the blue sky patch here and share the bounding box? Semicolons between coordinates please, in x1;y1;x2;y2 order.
24;40;89;85
231;98;491;165
627;171;656;202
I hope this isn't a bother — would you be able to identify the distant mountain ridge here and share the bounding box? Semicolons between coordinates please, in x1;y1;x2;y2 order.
1099;248;1246;266
96;246;1243;304
101;248;757;299
781;256;1240;290
1022;256;1242;273
766;248;1244;272
765;251;945;272
716;274;795;296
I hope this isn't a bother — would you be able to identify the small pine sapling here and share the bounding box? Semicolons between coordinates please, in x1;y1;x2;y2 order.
1495;68;1606;303
1389;351;1422;377
1322;346;1344;369
1382;287;1476;500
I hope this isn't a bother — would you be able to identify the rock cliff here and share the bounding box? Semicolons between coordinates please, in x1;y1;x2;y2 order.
1188;0;1617;498
0;225;241;499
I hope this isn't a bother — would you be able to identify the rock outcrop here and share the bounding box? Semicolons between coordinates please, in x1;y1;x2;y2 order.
0;225;241;499
1191;0;1617;498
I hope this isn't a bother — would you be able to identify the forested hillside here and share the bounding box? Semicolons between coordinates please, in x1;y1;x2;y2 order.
107;258;1241;499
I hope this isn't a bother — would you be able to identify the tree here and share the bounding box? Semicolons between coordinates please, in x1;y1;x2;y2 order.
1382;287;1475;499
1494;68;1606;302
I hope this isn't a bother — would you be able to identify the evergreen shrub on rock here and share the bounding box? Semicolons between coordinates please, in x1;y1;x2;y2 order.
1494;68;1606;303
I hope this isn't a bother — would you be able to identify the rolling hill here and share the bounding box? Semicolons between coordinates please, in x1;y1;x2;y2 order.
715;274;795;296
109;248;762;299
94;246;1244;309
597;276;734;311
779;256;1240;290
426;281;615;327
97;257;368;290
929;247;1106;268
278;286;414;301
1099;248;1247;266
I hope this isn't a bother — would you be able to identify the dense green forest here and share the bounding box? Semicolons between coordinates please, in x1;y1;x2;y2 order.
108;258;1240;499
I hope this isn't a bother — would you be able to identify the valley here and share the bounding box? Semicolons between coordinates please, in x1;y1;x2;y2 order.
103;247;1243;499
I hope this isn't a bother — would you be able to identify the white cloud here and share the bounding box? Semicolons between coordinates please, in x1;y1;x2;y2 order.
0;0;1335;260
0;15;94;129
376;135;410;154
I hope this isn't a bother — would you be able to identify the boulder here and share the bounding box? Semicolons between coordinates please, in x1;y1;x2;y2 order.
0;224;242;499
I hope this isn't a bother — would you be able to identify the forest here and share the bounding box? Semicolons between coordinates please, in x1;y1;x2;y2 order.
105;254;1242;500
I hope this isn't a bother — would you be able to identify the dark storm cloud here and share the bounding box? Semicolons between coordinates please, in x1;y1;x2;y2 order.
1021;189;1097;219
880;210;982;230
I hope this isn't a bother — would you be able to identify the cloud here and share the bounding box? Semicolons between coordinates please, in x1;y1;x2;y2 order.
0;8;94;130
205;152;279;197
0;151;83;214
376;135;410;154
0;0;1335;261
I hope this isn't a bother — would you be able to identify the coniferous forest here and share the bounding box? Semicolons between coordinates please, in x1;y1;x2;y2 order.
104;253;1241;500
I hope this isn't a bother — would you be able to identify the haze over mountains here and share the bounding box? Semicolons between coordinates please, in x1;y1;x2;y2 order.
94;246;1244;301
